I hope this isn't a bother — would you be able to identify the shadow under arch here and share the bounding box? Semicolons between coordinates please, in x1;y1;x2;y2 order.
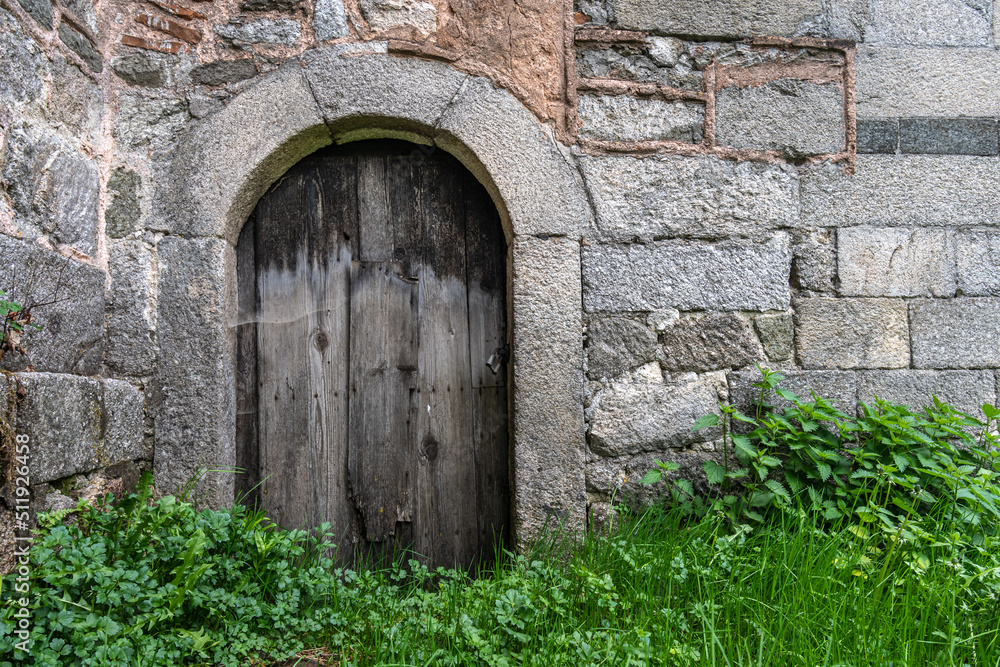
150;48;592;547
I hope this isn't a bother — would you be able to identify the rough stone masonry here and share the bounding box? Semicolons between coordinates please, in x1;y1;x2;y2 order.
0;0;998;544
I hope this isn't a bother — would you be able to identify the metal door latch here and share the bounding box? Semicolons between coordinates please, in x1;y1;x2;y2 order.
486;344;510;375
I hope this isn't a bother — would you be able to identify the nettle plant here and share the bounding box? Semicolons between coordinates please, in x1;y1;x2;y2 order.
643;367;1000;547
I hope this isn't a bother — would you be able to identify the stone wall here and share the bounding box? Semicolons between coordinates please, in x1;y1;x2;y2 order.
574;0;1000;523
0;0;997;541
0;0;147;517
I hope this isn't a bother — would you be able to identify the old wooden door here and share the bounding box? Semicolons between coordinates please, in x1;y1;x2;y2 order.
235;140;510;569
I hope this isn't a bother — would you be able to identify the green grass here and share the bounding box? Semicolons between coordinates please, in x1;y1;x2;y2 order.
564;508;1000;666
3;492;998;666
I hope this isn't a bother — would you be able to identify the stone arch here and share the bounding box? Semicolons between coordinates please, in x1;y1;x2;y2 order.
150;48;592;545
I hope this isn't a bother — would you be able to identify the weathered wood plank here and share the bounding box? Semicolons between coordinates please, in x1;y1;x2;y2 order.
235;212;259;507
463;171;510;561
314;154;361;557
256;169;318;531
348;261;418;544
464;169;507;390
413;157;477;567
471;385;510;560
357;154;392;262
318;153;360;260
387;153;422;279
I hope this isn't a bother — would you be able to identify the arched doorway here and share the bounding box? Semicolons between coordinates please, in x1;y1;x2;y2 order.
235;139;510;568
154;52;590;548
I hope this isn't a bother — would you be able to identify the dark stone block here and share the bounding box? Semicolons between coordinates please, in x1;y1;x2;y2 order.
576;0;613;24
753;313;793;361
856;119;898;154
4;373;144;484
111;53;165;87
900;117;999;156
241;0;304;11
106;240;156;376
106;168;142;238
660;313;765;372
47;150;100;254
17;0;52;29
0;10;45;108
0;235;105;375
57;22;102;73
191;59;258;87
586;315;657;380
1;126;101;256
728;369;858;417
